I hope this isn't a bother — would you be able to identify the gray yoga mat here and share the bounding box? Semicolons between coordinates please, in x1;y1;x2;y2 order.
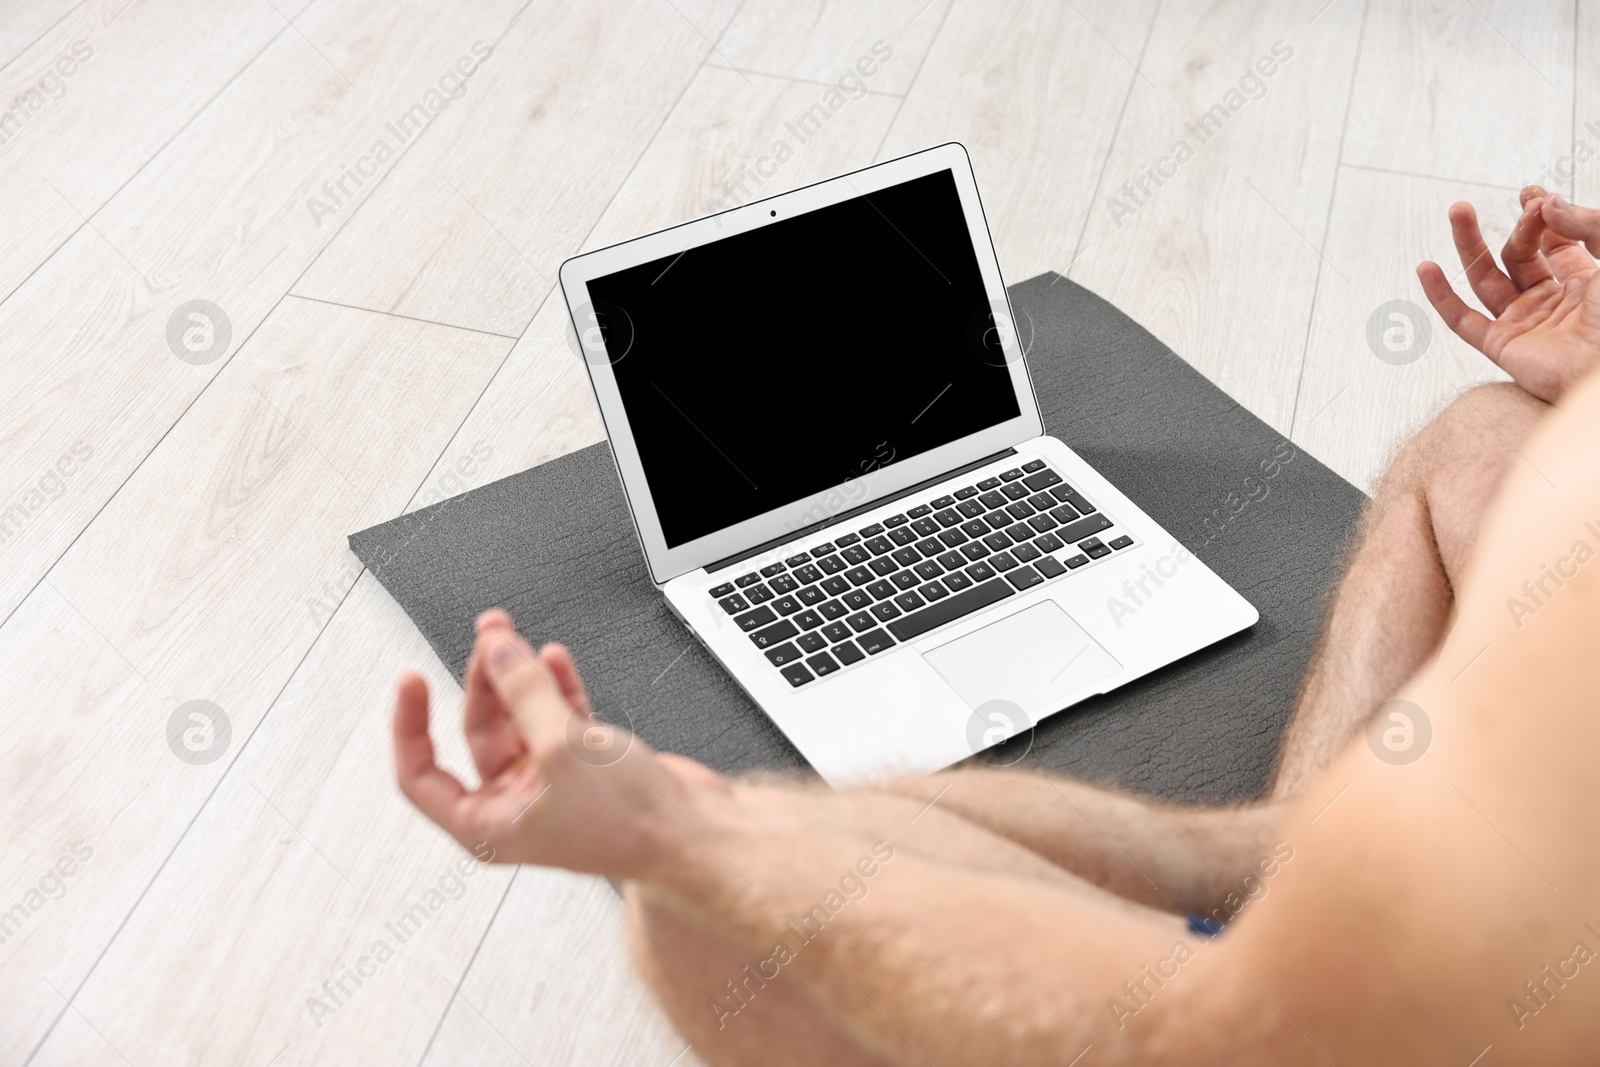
351;272;1366;804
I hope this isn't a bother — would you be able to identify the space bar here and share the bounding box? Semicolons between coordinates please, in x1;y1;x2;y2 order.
886;578;1015;641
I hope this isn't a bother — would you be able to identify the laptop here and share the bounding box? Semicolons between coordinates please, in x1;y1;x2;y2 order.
559;143;1257;786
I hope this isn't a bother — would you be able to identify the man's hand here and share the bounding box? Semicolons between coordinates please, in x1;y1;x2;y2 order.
1418;187;1600;403
392;609;726;880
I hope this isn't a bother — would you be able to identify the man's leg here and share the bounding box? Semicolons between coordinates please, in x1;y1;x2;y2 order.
869;382;1546;912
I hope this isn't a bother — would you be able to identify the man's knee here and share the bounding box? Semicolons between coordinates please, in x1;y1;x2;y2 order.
1378;382;1544;501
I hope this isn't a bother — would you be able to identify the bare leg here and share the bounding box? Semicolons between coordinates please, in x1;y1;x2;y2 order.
872;383;1546;913
1268;381;1544;796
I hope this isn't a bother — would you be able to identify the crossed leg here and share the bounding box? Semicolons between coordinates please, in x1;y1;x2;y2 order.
626;382;1545;1064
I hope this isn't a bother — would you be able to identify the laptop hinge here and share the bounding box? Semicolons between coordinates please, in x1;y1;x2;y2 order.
705;447;1018;574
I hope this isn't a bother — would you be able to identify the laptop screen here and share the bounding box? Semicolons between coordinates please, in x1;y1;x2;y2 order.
587;168;1022;549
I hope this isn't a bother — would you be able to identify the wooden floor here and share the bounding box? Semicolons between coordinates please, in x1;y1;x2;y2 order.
0;0;1587;1063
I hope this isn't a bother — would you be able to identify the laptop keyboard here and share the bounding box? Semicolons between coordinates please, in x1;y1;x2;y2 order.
706;460;1135;688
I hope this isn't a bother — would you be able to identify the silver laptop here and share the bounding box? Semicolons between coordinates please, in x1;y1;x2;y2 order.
559;143;1256;786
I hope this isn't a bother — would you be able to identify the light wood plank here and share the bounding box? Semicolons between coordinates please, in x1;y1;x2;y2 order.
8;299;510;1066
1342;0;1575;190
713;0;951;95
1068;0;1365;434
291;0;744;338
0;0;524;622
0;0;301;301
0;0;82;71
876;0;1160;287
1291;169;1515;492
422;869;697;1067
409;61;901;497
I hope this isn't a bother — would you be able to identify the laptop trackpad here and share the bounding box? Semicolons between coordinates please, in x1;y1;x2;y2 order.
922;600;1121;712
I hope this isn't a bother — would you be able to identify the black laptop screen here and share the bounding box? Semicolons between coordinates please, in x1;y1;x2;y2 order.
587;168;1022;549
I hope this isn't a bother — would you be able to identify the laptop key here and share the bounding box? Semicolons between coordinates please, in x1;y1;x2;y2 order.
797;585;825;606
961;542;990;561
1022;459;1046;473
906;504;933;518
966;561;996;581
760;562;787;577
821;575;850;596
871;602;901;622
751;620;799;648
797;631;828;653
718;593;749;614
913;560;943;580
960;519;989;539
911;517;940;537
938;528;968;548
1080;537;1112;559
1109;535;1134;550
1049;503;1080;524
746;583;774;604
786;554;812;567
955;485;980;499
1034;532;1065;553
867;580;896;600
865;536;893;555
735;572;761;588
793;564;822;585
822;622;852;643
1022;469;1062;492
710;582;735;598
1059;514;1113;542
770;574;799;594
846;611;876;633
936;551;965;571
891;570;919;590
857;629;895;655
894;590;926;612
919;580;950;601
835;532;862;547
833;640;865;665
930;495;956;509
956;500;985;519
806;651;840;676
859;523;885;537
869;557;898;577
886;577;1015;641
1005;501;1035;520
978;490;1007;509
843;590;872;610
817;554;848;575
1035;555;1067;578
1001;482;1030;500
944;569;974;592
1063;553;1090;569
887;526;917;546
1028;514;1058;534
884;514;909;527
892;547;922;568
977;477;1002;491
773;595;802;615
934;509;962;528
733;606;776;632
841;545;871;565
843;566;872;587
780;662;814;687
1027;492;1057;511
795;609;824;630
990;551;1018;572
916;538;945;558
1000;468;1025;481
819;599;849;620
811;543;837;557
1012;542;1041;563
982;531;1012;551
1007;565;1044;590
